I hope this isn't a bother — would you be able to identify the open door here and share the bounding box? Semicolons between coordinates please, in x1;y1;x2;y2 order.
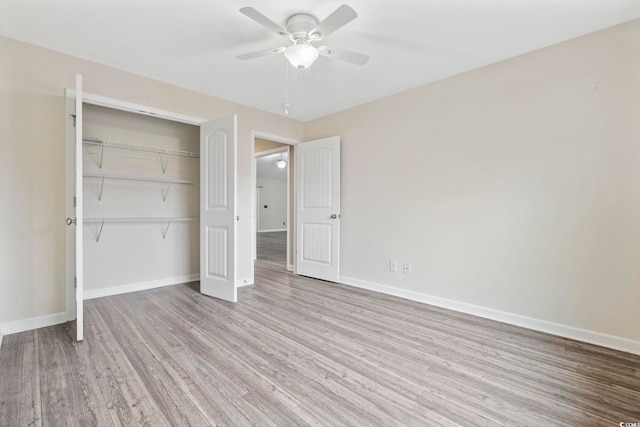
200;115;237;302
295;136;341;282
65;74;84;341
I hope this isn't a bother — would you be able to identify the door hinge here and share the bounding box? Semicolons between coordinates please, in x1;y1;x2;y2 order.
74;277;77;288
73;196;77;207
71;114;76;127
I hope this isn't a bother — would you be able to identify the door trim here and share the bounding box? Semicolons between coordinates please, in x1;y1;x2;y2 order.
66;90;206;125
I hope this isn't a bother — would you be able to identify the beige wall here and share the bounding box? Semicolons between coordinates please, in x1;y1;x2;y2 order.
0;36;304;327
306;19;640;343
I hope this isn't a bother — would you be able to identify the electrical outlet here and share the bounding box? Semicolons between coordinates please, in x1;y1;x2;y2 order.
403;262;412;274
389;260;397;272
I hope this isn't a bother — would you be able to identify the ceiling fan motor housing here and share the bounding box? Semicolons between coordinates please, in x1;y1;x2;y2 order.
286;13;319;40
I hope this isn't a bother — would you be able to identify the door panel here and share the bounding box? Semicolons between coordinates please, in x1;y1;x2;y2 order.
296;136;341;282
200;115;237;302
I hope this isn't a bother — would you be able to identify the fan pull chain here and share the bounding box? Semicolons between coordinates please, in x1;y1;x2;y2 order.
283;60;292;115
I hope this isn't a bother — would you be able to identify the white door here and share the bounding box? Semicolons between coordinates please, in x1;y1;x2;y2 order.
200;115;237;302
65;74;84;341
295;136;341;282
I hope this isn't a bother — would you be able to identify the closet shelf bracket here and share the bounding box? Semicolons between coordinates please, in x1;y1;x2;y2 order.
160;153;169;174
162;221;171;239
98;143;105;169
162;183;172;202
98;174;106;202
96;219;105;243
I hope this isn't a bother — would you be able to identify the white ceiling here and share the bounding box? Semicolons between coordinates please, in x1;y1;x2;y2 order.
2;1;639;121
257;151;288;181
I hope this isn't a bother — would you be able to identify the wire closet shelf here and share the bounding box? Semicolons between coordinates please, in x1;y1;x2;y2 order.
83;217;199;243
83;137;200;158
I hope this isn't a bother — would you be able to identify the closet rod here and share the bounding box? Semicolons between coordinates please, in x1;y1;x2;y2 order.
83;137;200;158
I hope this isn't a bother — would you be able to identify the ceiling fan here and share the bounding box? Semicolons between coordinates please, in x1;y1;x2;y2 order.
237;4;369;70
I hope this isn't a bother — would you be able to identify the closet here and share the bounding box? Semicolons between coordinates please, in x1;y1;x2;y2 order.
82;104;200;298
66;76;236;341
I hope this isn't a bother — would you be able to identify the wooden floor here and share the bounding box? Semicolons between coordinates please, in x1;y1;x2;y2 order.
257;231;287;267
1;262;639;426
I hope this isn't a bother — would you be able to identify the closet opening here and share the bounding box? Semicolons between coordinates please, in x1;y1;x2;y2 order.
81;104;200;299
67;81;239;341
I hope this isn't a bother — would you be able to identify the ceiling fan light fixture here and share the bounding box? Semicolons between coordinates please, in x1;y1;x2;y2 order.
276;152;287;169
284;40;319;70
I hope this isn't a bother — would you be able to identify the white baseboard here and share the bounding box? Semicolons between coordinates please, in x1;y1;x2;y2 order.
258;228;287;233
339;276;640;356
84;274;199;300
287;264;294;272
0;311;68;336
0;275;200;338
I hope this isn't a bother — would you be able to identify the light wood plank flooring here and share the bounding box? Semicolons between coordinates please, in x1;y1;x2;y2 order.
1;261;639;426
257;231;287;267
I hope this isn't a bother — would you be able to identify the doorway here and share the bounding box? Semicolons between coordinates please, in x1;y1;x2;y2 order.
256;149;287;266
252;135;296;272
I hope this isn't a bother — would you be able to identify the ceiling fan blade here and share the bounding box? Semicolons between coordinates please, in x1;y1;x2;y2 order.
318;46;369;65
239;7;291;38
236;46;286;60
309;4;357;40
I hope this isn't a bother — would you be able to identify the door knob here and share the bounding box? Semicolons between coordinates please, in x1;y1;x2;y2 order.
66;217;77;225
330;214;340;219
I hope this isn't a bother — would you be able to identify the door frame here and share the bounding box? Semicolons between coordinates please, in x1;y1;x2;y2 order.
64;91;207;321
250;132;299;275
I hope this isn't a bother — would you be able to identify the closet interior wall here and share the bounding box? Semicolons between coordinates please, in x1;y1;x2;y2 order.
82;104;200;295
